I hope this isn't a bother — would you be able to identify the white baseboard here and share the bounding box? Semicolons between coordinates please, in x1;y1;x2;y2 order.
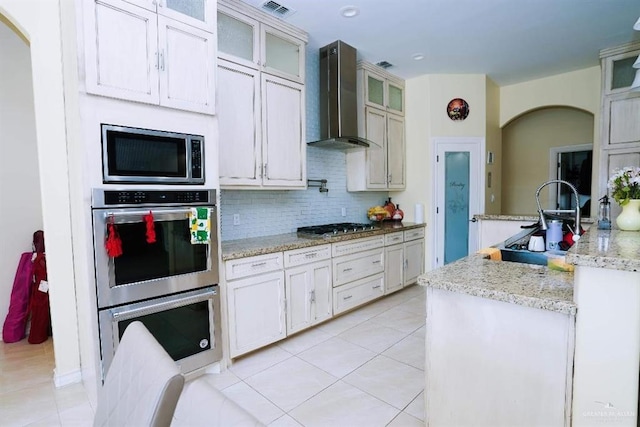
53;368;82;388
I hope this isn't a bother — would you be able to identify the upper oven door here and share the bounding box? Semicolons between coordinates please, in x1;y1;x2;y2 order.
93;206;219;308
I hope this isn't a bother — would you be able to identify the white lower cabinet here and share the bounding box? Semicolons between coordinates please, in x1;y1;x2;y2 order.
403;228;425;286
226;270;285;358
224;228;425;359
403;238;424;286
285;259;332;335
333;273;385;315
385;244;404;295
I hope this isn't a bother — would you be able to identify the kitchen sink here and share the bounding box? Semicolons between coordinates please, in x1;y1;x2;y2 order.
499;248;548;265
495;226;568;266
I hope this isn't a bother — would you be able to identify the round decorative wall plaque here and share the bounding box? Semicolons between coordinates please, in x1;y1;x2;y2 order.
446;98;470;121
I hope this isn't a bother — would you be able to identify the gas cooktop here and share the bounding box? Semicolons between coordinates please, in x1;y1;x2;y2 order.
297;222;378;239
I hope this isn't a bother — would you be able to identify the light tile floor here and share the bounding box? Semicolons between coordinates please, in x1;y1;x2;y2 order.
0;284;426;426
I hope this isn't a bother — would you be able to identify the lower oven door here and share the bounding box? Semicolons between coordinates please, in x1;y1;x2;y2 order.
93;205;219;308
98;286;222;379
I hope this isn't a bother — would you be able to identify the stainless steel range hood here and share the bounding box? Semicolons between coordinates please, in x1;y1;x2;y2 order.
308;40;374;151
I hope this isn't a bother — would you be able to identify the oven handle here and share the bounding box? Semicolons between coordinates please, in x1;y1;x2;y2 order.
111;287;217;321
101;207;216;223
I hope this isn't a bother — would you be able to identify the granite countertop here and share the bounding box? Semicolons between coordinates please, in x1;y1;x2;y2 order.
221;222;426;261
418;255;576;315
566;228;640;272
475;214;594;224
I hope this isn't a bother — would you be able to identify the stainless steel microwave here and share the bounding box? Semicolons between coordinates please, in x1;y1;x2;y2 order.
102;124;204;184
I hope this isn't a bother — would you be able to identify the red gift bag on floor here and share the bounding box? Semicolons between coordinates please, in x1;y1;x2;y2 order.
28;231;50;344
2;252;34;343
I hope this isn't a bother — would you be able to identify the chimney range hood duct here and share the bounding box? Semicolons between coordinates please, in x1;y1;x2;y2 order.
308;40;374;150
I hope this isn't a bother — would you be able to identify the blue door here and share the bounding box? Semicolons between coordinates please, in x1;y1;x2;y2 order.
444;152;470;264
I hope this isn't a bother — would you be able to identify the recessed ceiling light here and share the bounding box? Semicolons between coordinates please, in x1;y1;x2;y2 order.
412;53;425;61
340;6;360;18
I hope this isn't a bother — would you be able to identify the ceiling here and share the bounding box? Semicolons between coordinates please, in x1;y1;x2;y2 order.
243;0;640;86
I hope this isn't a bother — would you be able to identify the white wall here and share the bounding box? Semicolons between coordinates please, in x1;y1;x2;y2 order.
395;74;487;270
0;21;43;336
0;0;81;386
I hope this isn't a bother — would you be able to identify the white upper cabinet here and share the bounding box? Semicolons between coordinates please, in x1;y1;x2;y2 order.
84;0;215;114
217;0;308;189
261;74;305;187
347;62;406;191
217;1;305;83
363;66;405;116
218;60;262;186
122;0;214;31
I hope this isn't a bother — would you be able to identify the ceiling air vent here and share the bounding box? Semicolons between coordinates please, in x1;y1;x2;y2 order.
260;0;296;18
376;61;393;69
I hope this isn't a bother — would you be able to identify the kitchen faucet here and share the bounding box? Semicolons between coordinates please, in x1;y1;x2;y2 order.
535;179;581;241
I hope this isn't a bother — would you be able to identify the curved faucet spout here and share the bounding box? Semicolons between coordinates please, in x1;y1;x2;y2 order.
535;179;581;239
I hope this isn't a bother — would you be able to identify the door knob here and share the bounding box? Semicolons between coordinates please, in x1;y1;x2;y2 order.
469;218;478;223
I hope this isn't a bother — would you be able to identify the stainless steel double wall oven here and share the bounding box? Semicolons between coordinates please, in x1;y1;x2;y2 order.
92;189;222;377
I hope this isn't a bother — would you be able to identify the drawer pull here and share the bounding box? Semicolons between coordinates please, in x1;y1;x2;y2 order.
305;253;318;258
251;262;267;268
343;268;353;272
343;295;353;300
372;285;381;289
372;260;381;264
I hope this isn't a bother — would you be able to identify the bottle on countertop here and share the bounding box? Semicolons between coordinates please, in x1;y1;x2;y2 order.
598;195;611;230
392;204;404;221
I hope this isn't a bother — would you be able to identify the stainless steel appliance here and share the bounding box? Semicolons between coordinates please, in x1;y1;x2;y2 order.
297;222;377;239
307;40;374;151
92;189;218;309
98;286;222;378
92;188;221;378
101;124;204;184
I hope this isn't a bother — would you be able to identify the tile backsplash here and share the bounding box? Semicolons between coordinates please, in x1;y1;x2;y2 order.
219;44;389;241
220;147;388;240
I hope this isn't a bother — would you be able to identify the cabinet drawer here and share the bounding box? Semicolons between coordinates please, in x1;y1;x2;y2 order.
332;235;384;257
284;244;331;268
333;273;385;315
225;252;283;280
404;227;425;241
333;248;384;287
385;232;404;246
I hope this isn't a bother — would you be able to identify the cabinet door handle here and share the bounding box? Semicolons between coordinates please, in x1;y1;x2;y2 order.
159;50;165;71
343;295;353;300
155;52;159;70
310;290;316;303
388;174;392;184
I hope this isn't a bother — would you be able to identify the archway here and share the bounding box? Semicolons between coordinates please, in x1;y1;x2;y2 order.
0;3;81;391
501;106;595;215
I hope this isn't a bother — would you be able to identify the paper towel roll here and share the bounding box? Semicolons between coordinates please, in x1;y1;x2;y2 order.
415;203;424;224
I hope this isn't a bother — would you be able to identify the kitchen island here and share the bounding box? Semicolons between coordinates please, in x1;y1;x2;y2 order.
419;254;576;426
419;228;640;427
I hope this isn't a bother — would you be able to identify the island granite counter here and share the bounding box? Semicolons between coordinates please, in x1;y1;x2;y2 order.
418;253;576;315
418;252;576;426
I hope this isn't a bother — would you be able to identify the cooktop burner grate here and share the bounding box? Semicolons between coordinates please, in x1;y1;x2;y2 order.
297;222;377;238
